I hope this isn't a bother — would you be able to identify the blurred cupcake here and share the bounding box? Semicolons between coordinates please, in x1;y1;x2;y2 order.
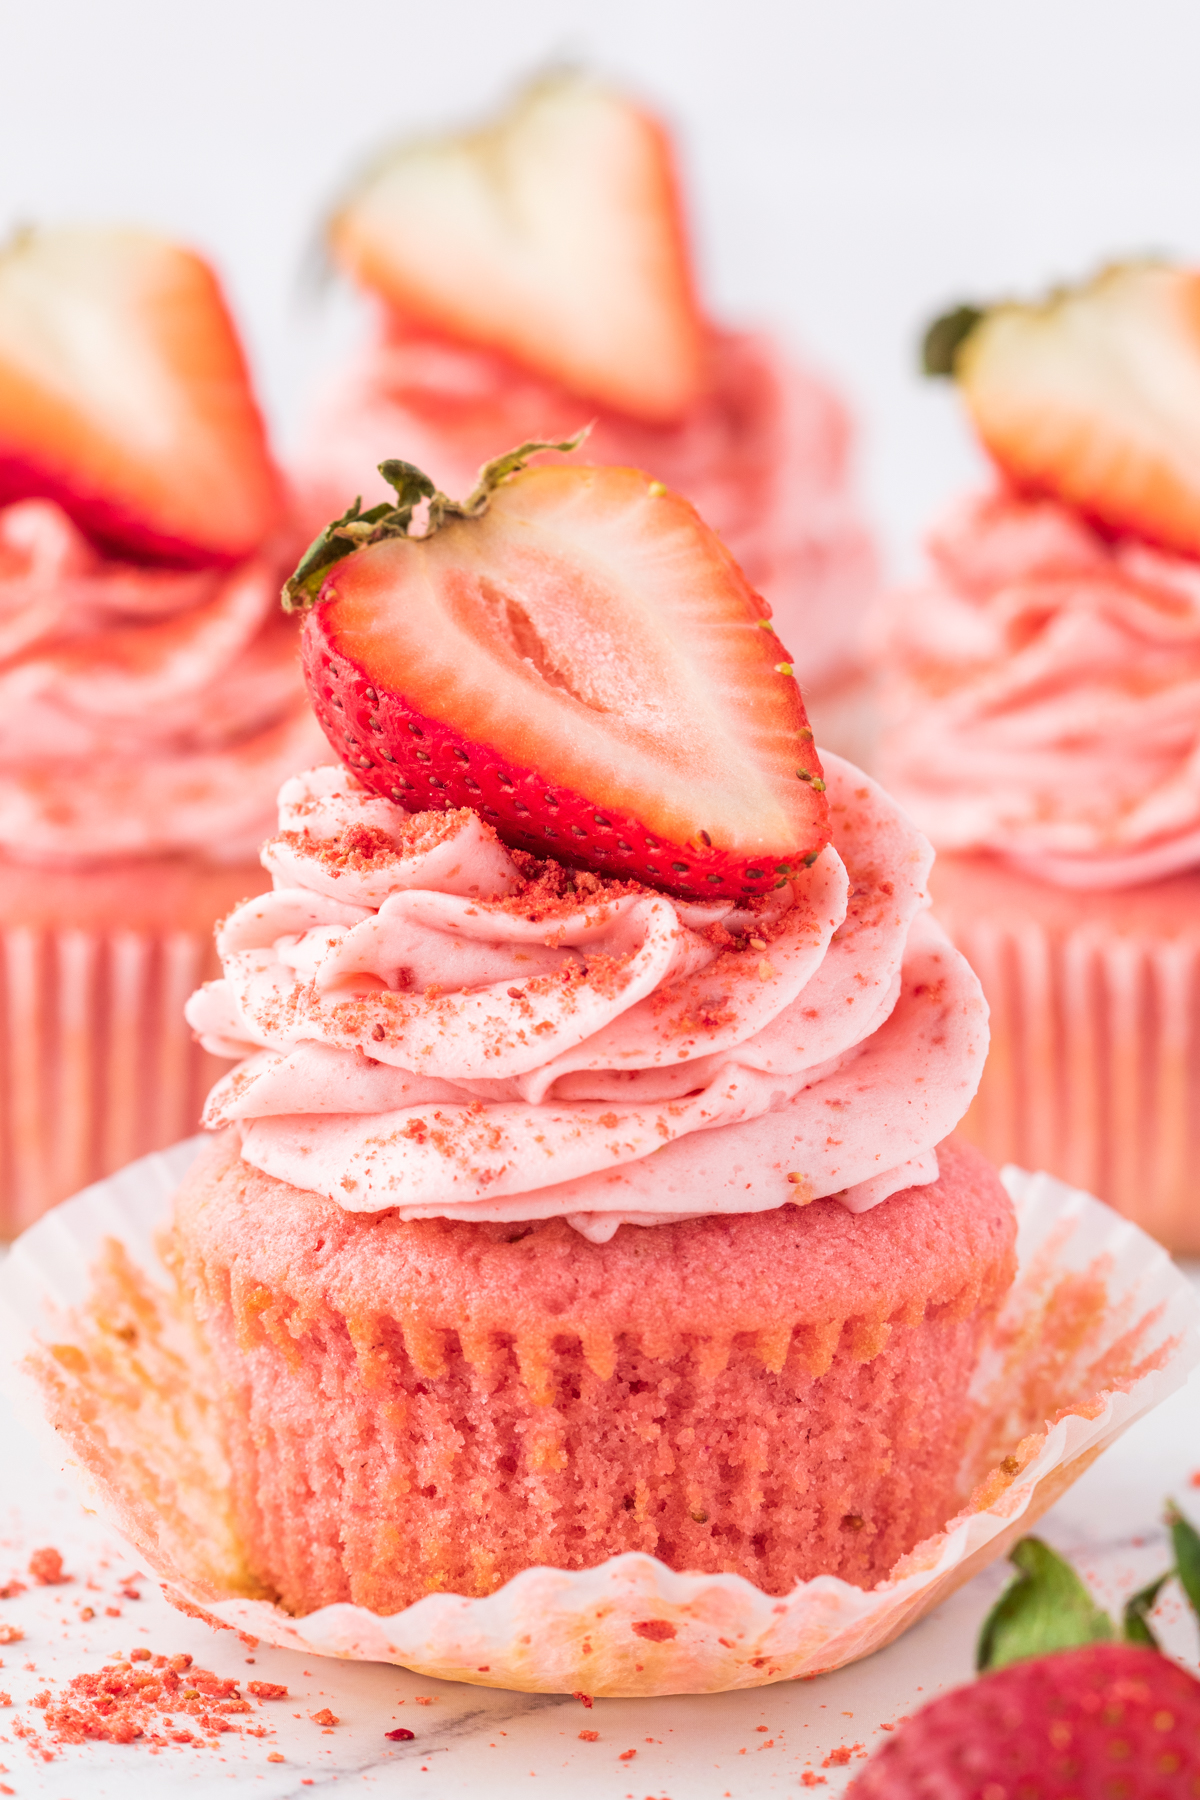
875;262;1200;1249
297;71;878;748
60;439;1012;1620
0;225;326;1234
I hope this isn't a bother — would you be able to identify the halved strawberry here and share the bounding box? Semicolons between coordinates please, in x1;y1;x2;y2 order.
288;447;829;898
0;226;283;567
327;71;706;423
925;261;1200;558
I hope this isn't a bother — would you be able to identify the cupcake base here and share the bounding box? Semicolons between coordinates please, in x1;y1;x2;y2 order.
3;1139;1194;1695
0;855;264;1238
163;1133;1015;1611
929;852;1200;1253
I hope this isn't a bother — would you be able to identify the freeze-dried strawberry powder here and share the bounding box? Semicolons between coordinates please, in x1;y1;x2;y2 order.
23;1650;287;1751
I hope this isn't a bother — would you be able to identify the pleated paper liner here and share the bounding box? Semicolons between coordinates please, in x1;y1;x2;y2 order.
930;851;1200;1253
0;854;267;1240
0;1139;1196;1697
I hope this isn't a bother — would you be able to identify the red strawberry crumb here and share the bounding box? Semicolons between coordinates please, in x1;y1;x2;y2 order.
823;1743;864;1766
386;1727;416;1741
0;1582;26;1600
310;1708;339;1726
247;1681;288;1700
573;1691;594;1708
0;1627;23;1646
28;1548;68;1586
579;1729;600;1741
414;1694;434;1704
268;1752;285;1761
25;1651;264;1751
799;1776;827;1789
619;1748;637;1760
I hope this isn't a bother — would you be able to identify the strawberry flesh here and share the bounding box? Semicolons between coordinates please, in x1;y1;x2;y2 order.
328;71;705;423
300;461;829;898
953;261;1200;559
0;226;282;567
848;1641;1200;1796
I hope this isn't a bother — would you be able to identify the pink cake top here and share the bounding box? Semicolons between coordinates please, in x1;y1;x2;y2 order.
185;753;988;1240
875;490;1200;889
297;327;877;691
0;499;327;864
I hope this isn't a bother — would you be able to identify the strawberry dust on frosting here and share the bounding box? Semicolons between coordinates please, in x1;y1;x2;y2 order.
874;489;1200;889
0;499;326;864
186;756;988;1238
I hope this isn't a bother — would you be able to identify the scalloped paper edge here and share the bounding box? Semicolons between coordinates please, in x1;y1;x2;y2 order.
1;1141;1196;1696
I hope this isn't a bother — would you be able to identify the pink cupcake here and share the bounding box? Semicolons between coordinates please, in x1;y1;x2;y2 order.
875;263;1200;1249
0;225;326;1234
37;437;1013;1620
298;72;877;730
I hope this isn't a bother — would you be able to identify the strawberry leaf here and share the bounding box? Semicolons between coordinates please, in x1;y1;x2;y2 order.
977;1537;1114;1673
921;303;984;377
426;430;590;533
281;490;417;613
281;435;588;612
1168;1503;1200;1619
1123;1571;1171;1649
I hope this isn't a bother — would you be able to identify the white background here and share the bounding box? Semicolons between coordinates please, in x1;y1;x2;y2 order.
4;0;1200;571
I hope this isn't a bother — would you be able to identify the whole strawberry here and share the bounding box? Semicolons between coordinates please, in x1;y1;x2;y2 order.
849;1518;1200;1798
847;1640;1200;1797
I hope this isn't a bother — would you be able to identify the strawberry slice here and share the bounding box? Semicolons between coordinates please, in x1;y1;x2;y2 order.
0;225;283;567
327;71;705;424
925;261;1200;558
287;446;829;898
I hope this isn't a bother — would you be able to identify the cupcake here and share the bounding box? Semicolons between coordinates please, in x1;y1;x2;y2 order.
0;224;327;1234
875;262;1200;1249
42;437;1015;1624
297;71;877;742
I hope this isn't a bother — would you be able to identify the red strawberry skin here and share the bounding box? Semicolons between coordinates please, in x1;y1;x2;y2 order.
847;1642;1200;1798
0;226;283;568
301;463;829;899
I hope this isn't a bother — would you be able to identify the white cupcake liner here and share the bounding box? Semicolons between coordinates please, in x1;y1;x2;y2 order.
0;1139;1196;1697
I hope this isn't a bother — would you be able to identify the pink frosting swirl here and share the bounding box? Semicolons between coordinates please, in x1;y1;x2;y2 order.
875;491;1200;889
297;327;877;690
0;498;328;863
185;756;987;1240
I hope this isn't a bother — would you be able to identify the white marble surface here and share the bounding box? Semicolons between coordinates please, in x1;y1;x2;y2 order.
1;1273;1199;1800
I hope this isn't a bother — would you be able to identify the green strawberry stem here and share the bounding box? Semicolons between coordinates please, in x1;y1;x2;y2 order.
1169;1502;1200;1617
921;303;984;378
978;1504;1200;1672
976;1538;1113;1673
1124;1571;1171;1649
281;430;590;613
